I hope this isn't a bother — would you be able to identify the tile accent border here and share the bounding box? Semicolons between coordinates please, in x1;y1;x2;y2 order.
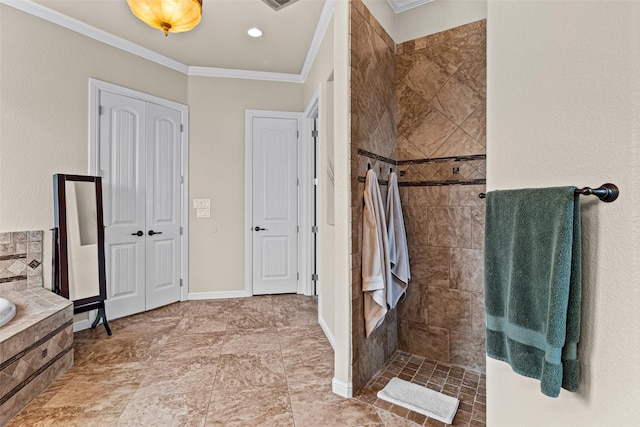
0;320;73;371
0;254;27;261
399;179;485;187
398;155;486;186
0;345;73;407
357;148;397;166
356;149;398;186
0;276;27;284
356;149;486;187
397;154;486;165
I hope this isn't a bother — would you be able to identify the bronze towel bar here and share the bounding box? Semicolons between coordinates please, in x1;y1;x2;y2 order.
478;183;619;203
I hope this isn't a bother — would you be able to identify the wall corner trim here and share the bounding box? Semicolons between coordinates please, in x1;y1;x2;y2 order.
332;377;353;398
72;318;92;333
318;315;336;350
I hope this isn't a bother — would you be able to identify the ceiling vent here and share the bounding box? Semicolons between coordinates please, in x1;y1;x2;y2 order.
261;0;299;11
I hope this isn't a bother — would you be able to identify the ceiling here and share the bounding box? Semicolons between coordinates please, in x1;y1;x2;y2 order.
6;0;431;79
24;0;329;77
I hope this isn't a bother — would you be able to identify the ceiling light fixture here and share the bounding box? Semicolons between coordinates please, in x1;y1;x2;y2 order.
127;0;203;37
247;27;263;38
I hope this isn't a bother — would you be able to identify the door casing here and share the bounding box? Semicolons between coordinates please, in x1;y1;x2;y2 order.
88;78;189;304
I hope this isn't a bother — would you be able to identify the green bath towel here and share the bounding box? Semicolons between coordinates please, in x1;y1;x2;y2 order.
484;187;581;398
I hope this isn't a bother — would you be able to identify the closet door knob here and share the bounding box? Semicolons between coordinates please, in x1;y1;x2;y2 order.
254;226;267;231
131;231;143;236
148;230;163;236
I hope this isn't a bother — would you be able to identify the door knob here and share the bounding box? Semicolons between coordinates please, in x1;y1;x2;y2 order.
131;231;143;236
148;230;163;236
254;226;267;231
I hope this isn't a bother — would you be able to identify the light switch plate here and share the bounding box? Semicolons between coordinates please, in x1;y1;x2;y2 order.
196;208;210;218
193;199;210;209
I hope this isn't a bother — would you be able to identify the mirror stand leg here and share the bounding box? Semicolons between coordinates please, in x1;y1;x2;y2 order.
91;303;112;336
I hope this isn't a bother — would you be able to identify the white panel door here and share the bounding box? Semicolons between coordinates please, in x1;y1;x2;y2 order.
99;92;182;319
252;117;299;295
145;102;182;310
100;91;147;320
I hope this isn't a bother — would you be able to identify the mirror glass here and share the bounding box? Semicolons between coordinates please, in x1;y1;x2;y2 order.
64;180;100;301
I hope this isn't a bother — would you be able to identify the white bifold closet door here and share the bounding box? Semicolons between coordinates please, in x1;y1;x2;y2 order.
99;91;182;320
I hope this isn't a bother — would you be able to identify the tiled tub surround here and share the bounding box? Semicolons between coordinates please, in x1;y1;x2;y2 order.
350;0;399;393
0;231;45;290
0;231;74;425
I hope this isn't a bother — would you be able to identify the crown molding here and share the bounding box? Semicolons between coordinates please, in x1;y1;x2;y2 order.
187;66;304;83
387;0;433;14
299;0;334;80
0;0;334;84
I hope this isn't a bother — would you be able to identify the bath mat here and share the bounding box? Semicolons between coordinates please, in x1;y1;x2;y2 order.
377;377;459;424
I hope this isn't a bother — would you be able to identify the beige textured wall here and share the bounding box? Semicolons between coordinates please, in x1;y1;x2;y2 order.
0;5;306;298
0;5;187;289
487;1;639;425
186;77;303;294
361;0;396;40
304;16;336;338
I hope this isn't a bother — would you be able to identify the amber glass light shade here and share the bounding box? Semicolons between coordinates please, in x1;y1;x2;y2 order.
127;0;202;37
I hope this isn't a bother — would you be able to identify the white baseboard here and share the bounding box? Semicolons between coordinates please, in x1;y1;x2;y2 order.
187;290;251;300
73;318;92;332
332;377;353;398
318;315;336;350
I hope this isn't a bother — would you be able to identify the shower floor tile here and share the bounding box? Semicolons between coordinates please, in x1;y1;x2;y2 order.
355;351;487;426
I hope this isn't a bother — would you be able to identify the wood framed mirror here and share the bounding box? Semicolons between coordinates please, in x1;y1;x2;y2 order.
53;174;111;335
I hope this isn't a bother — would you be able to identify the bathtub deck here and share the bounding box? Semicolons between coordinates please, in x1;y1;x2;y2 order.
0;287;73;425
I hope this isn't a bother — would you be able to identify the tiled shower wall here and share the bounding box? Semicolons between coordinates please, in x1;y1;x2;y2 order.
349;0;398;392
396;21;487;372
396;20;486;161
398;184;486;371
349;1;488;392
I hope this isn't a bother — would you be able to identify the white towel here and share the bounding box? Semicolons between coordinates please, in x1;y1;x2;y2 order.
362;169;390;336
377;378;459;424
386;172;410;308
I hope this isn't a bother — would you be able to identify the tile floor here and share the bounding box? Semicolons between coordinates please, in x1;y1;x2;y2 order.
7;295;486;427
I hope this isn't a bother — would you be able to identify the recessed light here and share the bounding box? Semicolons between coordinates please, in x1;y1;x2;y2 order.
247;27;263;38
